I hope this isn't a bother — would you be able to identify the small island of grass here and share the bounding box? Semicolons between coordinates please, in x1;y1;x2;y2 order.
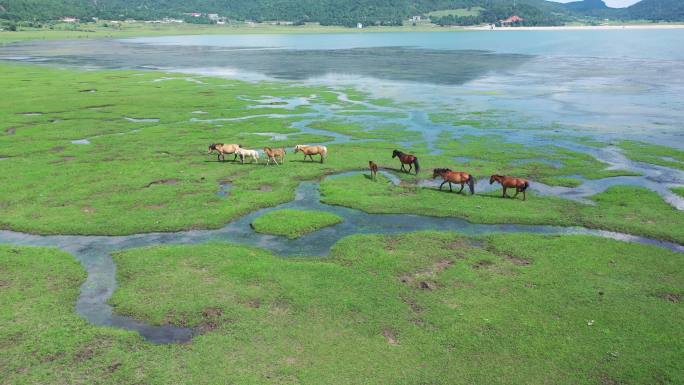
251;209;343;239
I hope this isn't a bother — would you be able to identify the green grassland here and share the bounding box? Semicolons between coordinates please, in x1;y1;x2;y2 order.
251;209;343;238
1;62;681;243
2;232;682;384
0;21;456;45
619;140;684;171
320;173;684;244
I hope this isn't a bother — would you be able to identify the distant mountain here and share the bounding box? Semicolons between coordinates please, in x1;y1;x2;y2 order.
625;0;684;21
563;0;609;13
1;0;684;26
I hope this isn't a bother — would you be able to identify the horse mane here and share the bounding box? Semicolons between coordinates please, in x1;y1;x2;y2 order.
434;168;451;173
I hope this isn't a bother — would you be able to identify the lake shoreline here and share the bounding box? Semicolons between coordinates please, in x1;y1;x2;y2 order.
4;22;684;45
466;24;684;31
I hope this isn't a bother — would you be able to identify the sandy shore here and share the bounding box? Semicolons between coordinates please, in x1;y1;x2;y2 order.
465;24;684;31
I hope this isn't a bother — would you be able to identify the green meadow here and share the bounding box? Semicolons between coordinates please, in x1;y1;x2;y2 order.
2;233;682;384
1;58;683;385
251;209;343;238
1;62;670;239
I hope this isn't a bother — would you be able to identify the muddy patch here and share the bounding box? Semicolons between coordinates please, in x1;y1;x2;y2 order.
50;156;75;164
5;127;16;135
240;298;261;308
144;179;179;188
50;146;66;153
81;206;96;214
657;293;680;303
472;260;494;270
86;104;113;109
504;255;531;266
400;259;453;290
382;328;399;345
259;184;273;192
198;307;223;333
419;280;437;290
145;204;166;210
401;295;423;313
0;280;10;288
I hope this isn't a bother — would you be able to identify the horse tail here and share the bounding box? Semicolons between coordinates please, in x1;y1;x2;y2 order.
468;175;475;195
322;146;328;158
413;157;420;174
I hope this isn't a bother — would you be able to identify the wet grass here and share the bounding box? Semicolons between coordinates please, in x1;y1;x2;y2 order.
0;63;679;241
538;176;583;187
673;187;684;198
4;232;682;384
619;140;684;171
320;173;684;243
251;209;343;239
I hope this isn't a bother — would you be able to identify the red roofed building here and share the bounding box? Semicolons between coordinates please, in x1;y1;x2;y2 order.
500;15;523;27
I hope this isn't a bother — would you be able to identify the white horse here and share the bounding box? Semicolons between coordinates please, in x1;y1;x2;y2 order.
236;147;259;164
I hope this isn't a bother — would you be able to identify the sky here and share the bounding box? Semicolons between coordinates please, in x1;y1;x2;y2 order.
548;0;641;8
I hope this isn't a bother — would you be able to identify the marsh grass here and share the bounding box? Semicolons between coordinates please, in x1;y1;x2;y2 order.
320;174;684;243
251;209;343;238
4;231;682;384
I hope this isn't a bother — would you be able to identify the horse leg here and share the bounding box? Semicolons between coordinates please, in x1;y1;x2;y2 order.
400;163;405;172
448;182;453;192
273;157;279;166
439;180;447;190
233;153;238;161
523;190;526;201
320;154;324;163
408;163;413;173
503;187;509;198
513;188;520;199
458;183;465;193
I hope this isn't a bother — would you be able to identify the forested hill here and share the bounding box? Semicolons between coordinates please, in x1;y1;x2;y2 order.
1;0;683;26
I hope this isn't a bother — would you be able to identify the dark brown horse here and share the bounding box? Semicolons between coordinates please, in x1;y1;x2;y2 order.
392;150;420;175
369;161;378;180
490;174;530;201
433;168;474;194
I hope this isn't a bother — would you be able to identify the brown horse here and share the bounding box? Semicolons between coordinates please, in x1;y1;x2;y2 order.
433;168;474;194
369;161;378;180
490;174;530;201
392;150;420;175
295;144;328;163
208;143;241;162
263;147;286;165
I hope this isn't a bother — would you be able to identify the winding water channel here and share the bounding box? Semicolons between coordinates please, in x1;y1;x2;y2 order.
1;171;682;344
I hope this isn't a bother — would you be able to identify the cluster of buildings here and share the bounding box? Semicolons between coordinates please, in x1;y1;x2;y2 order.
185;13;227;24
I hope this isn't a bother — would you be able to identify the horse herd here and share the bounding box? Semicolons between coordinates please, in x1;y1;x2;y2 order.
209;144;529;201
208;143;327;165
388;149;530;200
